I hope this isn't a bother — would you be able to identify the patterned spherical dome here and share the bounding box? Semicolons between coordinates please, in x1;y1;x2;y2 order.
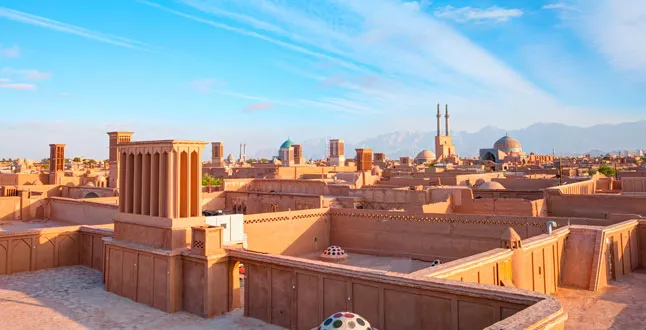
316;312;372;330
414;150;436;164
320;245;347;262
494;135;522;153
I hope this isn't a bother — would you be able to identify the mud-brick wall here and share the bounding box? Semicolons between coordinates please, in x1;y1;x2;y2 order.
235;252;541;330
0;226;113;275
243;209;330;256
547;194;646;218
49;197;118;225
104;241;183;313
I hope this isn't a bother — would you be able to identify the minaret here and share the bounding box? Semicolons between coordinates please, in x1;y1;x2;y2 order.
445;104;450;136
436;103;441;136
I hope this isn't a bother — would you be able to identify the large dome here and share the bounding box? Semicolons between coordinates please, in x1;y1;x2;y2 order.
277;138;295;159
414;150;436;164
494;135;522;153
279;138;294;150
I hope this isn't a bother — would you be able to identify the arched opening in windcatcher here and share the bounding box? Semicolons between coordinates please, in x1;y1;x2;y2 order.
84;192;100;198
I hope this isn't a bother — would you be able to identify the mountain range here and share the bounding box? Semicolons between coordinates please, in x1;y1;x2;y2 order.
251;121;646;160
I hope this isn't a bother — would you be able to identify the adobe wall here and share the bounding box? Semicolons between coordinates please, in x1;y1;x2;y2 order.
243;209;330;256
222;178;255;191
419;249;513;287
330;209;616;262
421;198;453;214
510;230;567;295
379;177;441;187
103;238;183;313
473;190;545;200
62;186;116;199
12;184;61;197
559;227;598;290
49;197;118;225
590;221;641;291
0;197;20;221
350;188;431;211
421;229;566;297
492;178;558;190
276;165;357;179
460;198;539;216
0;225;113;275
545;179;596;196
547;194;646;218
226;192;324;214
0;173;50;185
229;249;567;330
0;193;49;221
202;191;226;211
622;177;646;193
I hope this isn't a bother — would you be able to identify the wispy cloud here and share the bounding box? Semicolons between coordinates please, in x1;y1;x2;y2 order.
143;0;622;129
434;5;524;23
0;82;36;90
189;78;225;93
242;103;272;112
0;44;20;58
0;67;52;81
402;0;432;12
0;77;9;83
542;3;578;11
574;0;646;73
0;7;149;50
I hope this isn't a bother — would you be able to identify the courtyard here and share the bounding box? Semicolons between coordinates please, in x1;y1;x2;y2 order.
553;270;646;329
0;266;282;330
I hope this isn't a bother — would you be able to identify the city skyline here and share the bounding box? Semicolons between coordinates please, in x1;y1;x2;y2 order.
1;0;645;158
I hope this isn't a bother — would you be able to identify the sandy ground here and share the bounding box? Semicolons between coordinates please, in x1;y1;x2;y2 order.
0;266;284;330
553;269;646;330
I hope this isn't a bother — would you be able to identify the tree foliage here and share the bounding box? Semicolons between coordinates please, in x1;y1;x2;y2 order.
202;174;223;186
597;164;616;177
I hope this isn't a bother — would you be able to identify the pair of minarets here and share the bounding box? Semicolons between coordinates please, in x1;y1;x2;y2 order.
436;104;450;136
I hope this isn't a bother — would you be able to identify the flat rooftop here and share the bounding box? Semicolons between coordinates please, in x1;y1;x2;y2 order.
299;251;433;274
0;219;74;233
554;270;646;329
0;266;282;330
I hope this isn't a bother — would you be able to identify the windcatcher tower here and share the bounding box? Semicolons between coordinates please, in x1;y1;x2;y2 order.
211;142;224;167
434;104;456;161
107;132;134;189
105;139;211;314
355;148;373;171
49;144;65;185
329;139;345;166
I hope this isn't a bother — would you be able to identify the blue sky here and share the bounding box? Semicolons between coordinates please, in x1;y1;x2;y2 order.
0;0;645;159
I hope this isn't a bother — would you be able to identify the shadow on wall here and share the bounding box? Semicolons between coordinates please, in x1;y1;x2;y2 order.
243;210;331;257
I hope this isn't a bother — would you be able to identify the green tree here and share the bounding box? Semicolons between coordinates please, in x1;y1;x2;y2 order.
202;174;223;186
587;169;598;176
73;157;82;163
597;164;616;177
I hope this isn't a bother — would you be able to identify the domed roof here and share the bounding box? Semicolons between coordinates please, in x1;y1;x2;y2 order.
494;135;522;153
320;245;347;262
477;181;506;190
415;150;436;162
319;312;372;329
279;138;294;150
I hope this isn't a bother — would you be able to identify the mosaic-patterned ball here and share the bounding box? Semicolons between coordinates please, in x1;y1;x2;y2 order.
322;245;346;257
315;312;372;330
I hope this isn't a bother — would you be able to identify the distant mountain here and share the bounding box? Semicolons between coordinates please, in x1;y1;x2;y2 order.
251;121;646;159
